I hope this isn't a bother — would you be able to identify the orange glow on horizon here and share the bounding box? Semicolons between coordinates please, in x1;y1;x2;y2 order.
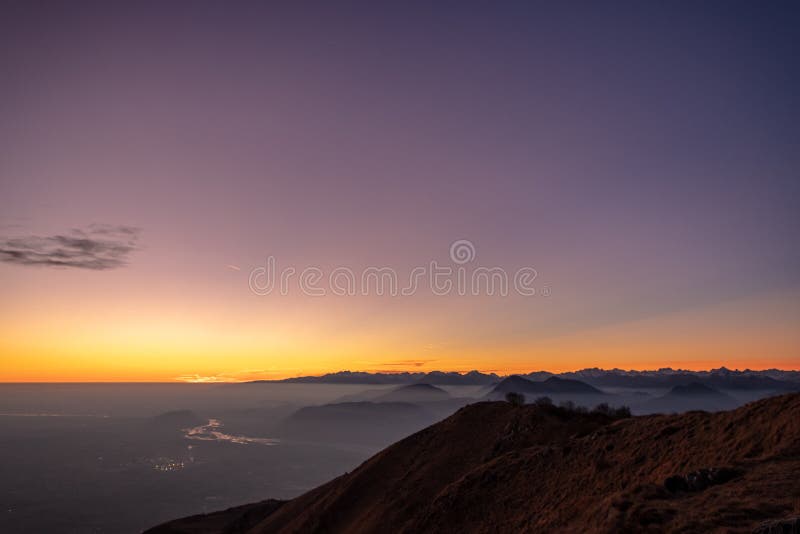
2;281;798;383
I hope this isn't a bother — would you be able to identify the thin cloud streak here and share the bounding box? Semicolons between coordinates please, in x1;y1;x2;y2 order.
0;225;140;270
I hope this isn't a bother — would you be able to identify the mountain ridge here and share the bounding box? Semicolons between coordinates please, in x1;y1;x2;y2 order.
148;393;800;533
248;368;800;390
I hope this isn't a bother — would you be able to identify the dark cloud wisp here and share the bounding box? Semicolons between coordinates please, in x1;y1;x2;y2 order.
0;225;141;270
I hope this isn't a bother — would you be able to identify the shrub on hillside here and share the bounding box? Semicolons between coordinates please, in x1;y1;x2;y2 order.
505;392;526;406
611;405;631;418
592;402;632;419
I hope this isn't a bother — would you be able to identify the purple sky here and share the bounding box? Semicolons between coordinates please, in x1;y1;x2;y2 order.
1;2;798;379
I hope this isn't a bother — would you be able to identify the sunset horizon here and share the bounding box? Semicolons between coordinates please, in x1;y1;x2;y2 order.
2;2;799;532
3;4;799;386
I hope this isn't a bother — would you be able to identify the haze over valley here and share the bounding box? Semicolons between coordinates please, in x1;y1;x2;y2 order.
2;368;799;532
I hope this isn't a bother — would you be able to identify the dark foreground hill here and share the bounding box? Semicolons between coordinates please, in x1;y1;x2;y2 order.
148;394;800;534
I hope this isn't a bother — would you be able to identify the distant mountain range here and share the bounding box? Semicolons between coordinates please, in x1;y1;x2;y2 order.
252;370;500;385
149;393;800;533
250;367;800;391
555;367;800;391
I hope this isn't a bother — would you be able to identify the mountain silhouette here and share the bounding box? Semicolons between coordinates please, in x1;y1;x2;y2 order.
670;382;724;396
489;375;604;397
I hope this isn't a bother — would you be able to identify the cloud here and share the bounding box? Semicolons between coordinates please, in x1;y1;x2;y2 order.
377;359;435;368
0;224;141;270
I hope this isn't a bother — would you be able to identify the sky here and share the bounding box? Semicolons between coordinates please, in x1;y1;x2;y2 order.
1;1;799;381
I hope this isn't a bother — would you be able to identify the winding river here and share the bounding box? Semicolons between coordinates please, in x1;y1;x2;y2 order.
183;419;279;446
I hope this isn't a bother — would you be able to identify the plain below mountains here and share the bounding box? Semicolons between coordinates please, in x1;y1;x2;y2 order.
148;393;800;533
147;409;205;429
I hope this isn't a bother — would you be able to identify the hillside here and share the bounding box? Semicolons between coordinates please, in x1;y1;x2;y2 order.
148;394;800;533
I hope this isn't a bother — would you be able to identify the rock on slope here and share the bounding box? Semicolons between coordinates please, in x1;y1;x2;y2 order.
148;394;800;534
